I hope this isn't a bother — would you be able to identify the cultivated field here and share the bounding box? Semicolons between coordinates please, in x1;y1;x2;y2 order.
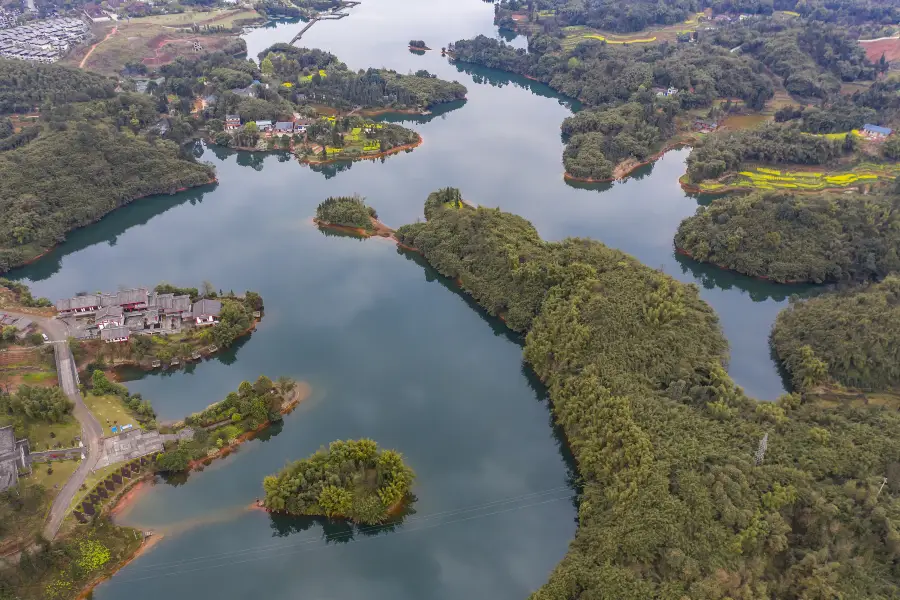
134;8;261;29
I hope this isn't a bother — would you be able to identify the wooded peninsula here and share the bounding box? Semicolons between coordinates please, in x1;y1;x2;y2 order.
391;187;900;599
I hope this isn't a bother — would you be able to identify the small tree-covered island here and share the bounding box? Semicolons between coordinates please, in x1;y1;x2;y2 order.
262;439;415;524
314;195;379;233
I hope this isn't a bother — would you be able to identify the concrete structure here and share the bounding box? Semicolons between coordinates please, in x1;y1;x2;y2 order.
0;17;87;63
94;427;192;468
0;426;30;492
225;114;242;130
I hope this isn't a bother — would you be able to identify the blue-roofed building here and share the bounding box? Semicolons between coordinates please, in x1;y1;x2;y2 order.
862;123;893;140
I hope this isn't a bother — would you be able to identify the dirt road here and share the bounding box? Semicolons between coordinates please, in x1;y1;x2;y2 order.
79;26;117;69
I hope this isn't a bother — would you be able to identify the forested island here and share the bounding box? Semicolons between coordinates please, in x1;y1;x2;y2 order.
772;277;900;394
408;39;430;51
0;59;216;274
675;190;900;283
388;187;900;598
262;439;414;524
315;195;378;232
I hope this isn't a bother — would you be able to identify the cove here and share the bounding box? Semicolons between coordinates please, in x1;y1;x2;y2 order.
4;0;813;597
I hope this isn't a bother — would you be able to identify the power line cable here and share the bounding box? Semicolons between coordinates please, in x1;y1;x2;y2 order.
107;493;573;586
125;484;574;574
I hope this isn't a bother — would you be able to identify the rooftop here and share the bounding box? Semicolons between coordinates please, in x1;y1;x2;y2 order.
863;123;893;136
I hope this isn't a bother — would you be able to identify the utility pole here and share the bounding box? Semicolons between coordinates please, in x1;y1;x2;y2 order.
877;477;888;498
755;432;768;466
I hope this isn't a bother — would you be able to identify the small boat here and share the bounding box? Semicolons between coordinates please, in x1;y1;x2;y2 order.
151;360;161;368
170;358;180;366
208;345;218;353
191;352;201;361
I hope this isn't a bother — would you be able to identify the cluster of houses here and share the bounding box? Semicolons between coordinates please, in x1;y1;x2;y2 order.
56;288;223;343
0;17;88;63
0;312;35;340
861;123;894;142
224;114;311;136
0;8;22;29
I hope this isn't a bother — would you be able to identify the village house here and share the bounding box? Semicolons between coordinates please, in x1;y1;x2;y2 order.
861;123;893;141
225;114;242;130
83;3;112;22
191;299;222;326
694;118;719;133
0;313;34;340
101;326;130;343
256;120;274;133
654;86;679;97
0;426;30;492
273;121;295;136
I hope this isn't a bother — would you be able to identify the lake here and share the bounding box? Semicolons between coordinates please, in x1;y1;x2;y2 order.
6;0;810;597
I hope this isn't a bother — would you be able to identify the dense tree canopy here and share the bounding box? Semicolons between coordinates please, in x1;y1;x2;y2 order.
710;21;878;99
315;195;377;231
263;439;415;524
675;191;900;283
261;45;467;111
393;189;900;599
0;385;73;424
772;276;900;392
449;35;772;176
0;59;115;115
686;123;844;182
0;121;213;274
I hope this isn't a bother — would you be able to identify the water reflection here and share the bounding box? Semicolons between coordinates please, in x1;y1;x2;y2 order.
452;62;582;111
9;184;217;282
673;251;813;303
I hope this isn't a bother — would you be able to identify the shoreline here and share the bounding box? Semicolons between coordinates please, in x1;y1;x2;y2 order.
76;532;164;600
674;246;805;284
564;141;691;184
186;382;309;471
300;135;423;166
5;177;218;276
75;383;311;597
103;316;262;375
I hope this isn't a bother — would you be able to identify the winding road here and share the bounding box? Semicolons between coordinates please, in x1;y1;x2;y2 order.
3;311;103;540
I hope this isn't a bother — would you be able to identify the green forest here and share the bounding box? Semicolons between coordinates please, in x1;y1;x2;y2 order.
262;439;415;524
772;276;900;393
0;61;216;275
449;35;772;177
675;191;900;283
0;59;115;114
315;195;377;231
393;188;900;599
496;0;900;32
259;44;467;111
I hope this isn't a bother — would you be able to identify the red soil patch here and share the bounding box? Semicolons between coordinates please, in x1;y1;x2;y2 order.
860;37;900;64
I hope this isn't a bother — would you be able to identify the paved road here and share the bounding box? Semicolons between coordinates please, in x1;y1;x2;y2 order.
3;311;103;540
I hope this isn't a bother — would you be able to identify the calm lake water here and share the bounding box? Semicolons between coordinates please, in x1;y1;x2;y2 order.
6;0;810;597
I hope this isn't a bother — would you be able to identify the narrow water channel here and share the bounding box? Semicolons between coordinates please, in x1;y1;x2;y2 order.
5;0;812;597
